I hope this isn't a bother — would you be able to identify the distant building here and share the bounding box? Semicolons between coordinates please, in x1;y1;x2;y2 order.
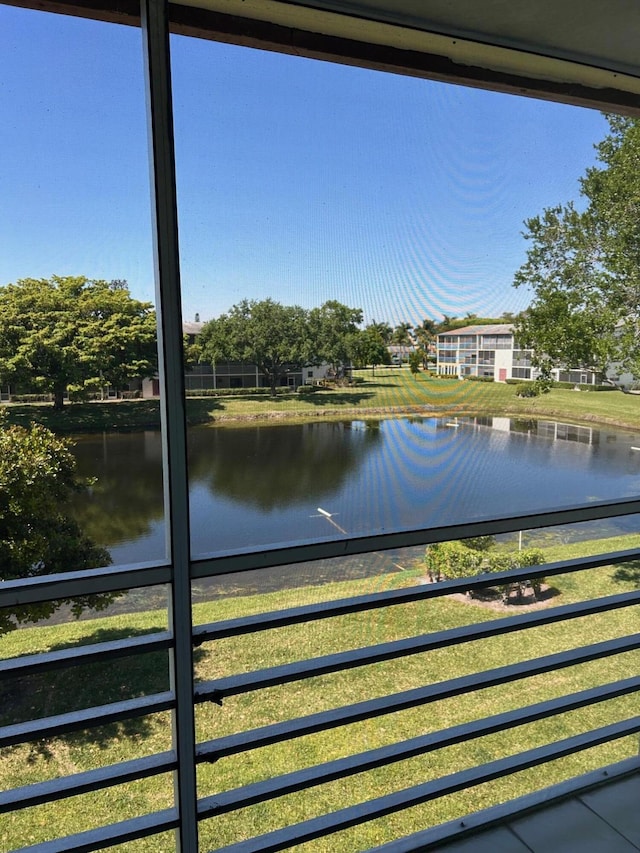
141;320;333;396
436;323;603;384
387;344;416;365
437;324;533;381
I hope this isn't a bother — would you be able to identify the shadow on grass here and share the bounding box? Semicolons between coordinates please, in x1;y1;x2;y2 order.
184;397;222;424
287;391;377;407
464;583;561;609
5;401;164;433
0;627;205;755
201;390;382;407
612;559;640;585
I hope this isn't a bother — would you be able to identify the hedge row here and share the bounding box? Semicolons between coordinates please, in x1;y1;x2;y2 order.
552;381;618;391
185;387;282;398
7;391;142;403
184;385;322;398
505;378;618;391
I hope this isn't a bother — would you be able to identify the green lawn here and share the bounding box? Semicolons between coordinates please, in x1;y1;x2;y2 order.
2;534;639;851
4;369;640;433
2;374;639;849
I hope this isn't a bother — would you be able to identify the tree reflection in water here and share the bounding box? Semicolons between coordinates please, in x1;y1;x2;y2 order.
67;421;382;556
188;420;382;511
69;430;164;552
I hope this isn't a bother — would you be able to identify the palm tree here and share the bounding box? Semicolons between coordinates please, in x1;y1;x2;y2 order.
414;319;437;368
391;322;413;345
368;320;393;345
438;315;457;332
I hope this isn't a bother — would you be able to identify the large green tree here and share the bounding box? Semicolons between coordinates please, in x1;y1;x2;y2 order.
198;298;311;396
308;300;363;376
0;276;157;409
514;116;640;379
349;324;391;373
0;416;114;633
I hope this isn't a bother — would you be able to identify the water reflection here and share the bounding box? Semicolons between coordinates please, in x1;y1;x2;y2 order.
187;420;382;510
66;416;640;564
69;430;165;562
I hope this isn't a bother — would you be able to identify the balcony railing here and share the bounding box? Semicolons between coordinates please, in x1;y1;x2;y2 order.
2;498;640;851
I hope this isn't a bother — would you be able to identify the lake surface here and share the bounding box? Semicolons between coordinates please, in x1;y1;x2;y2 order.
68;415;640;567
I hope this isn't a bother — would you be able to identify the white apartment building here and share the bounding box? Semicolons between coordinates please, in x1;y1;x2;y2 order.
436;323;612;384
436;324;542;381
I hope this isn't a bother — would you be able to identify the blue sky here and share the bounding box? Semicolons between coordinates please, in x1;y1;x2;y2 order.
1;4;609;327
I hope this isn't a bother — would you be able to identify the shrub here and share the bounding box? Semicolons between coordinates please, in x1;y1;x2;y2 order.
465;375;494;382
8;393;56;403
424;541;483;583
424;541;546;603
463;535;495;552
515;382;541;397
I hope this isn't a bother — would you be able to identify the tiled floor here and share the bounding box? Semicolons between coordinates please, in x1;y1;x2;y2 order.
439;773;640;852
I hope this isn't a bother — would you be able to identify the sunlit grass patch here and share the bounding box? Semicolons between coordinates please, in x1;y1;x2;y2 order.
1;539;638;850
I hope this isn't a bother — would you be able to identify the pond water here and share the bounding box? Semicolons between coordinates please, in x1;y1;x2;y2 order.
69;415;640;567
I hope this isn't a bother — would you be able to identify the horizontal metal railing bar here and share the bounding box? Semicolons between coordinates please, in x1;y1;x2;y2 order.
209;716;640;853
196;633;640;762
189;495;640;580
15;807;179;853
0;691;174;749
0;631;173;680
197;675;640;819
193;548;640;644
369;755;640;852
0;560;171;609
0;751;176;814
195;590;640;702
4;499;640;610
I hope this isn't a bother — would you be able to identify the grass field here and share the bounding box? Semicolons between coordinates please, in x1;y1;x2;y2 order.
3;369;640;433
2;533;639;851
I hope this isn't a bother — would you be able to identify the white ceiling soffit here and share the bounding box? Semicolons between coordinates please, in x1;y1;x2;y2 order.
173;0;640;111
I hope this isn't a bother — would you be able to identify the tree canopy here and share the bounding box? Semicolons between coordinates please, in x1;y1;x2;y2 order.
367;320;393;345
514;116;640;379
349;324;391;372
0;416;114;633
308;300;363;375
0;276;157;408
198;298;311;396
198;299;394;389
